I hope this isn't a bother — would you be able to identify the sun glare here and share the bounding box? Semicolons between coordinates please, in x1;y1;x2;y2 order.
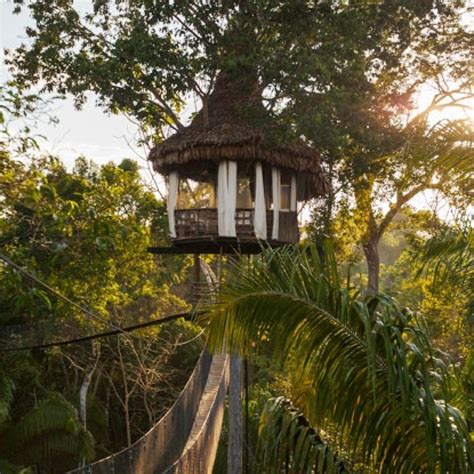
412;85;474;125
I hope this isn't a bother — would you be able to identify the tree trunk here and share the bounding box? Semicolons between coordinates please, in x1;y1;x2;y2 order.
363;236;380;294
78;364;98;468
124;396;132;447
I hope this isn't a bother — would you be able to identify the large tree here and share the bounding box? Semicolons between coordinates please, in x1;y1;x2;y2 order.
7;0;473;292
7;1;466;129
288;2;473;291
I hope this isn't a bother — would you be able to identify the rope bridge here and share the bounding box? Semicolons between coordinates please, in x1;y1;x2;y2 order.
68;351;229;474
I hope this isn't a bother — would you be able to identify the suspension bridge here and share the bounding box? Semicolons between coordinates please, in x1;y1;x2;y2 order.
68;351;229;474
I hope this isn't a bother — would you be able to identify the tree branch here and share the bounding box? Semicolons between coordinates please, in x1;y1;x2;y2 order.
376;181;445;240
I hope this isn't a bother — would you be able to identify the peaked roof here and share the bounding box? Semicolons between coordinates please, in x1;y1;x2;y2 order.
148;72;328;198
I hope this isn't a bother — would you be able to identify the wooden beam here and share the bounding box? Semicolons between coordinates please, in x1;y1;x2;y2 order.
148;238;286;255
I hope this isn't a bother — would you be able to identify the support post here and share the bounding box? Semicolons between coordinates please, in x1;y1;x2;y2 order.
193;253;201;305
227;253;243;474
228;355;243;474
244;358;250;474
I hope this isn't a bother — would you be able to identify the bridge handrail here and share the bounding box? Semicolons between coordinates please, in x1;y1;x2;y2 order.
163;355;229;473
68;350;212;474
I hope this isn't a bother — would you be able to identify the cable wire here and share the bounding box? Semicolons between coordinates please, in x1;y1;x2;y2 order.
0;311;192;352
0;252;195;347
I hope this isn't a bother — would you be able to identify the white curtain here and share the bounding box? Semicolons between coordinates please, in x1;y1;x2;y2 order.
218;162;227;236
254;162;267;239
168;171;179;238
226;161;237;237
290;172;297;212
271;167;280;240
217;161;237;237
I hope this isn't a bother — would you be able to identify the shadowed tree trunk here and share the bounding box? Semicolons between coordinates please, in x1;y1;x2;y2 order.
363;236;380;294
356;179;436;294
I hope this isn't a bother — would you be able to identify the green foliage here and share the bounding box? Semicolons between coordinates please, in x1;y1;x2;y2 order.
83;394;110;455
0;81;56;155
206;243;473;472
381;219;474;433
8;0;469;135
0;459;33;474
256;397;349;473
0;154;173;326
0;373;15;425
417;223;474;303
0;393;94;473
0;152;200;469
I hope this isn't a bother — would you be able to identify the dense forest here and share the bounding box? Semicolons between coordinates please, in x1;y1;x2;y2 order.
1;0;473;472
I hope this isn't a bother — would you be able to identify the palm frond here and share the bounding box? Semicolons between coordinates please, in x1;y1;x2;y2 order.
417;224;474;299
206;243;474;473
0;392;95;468
0;459;33;474
256;396;349;474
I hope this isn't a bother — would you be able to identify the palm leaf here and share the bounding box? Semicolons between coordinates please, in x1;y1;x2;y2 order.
256;396;349;474
205;243;473;472
417;224;474;300
0;392;95;470
0;459;33;474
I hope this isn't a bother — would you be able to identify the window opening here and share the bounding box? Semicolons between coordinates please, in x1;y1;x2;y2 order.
177;177;216;209
280;170;292;211
236;163;253;209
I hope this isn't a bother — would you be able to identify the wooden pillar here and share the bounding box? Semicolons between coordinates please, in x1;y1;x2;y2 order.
228;355;243;474
193;253;200;305
243;358;250;474
227;253;243;474
243;255;251;474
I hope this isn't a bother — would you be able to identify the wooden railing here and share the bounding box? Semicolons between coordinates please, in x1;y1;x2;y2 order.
175;209;218;238
163;355;229;473
174;208;299;243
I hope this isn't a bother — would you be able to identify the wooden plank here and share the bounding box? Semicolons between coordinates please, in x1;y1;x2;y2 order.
278;211;299;243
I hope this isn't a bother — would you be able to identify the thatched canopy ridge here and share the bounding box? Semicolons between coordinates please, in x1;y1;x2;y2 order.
148;72;328;198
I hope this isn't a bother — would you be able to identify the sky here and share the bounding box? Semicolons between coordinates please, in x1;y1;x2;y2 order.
1;0;142;170
1;0;471;222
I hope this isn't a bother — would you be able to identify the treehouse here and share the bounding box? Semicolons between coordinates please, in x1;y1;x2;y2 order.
148;73;328;254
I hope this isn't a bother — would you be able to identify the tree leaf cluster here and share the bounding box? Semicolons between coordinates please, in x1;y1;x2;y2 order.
206;243;473;472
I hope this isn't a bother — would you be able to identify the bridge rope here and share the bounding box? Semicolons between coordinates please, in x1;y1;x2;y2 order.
64;259;229;473
67;350;229;474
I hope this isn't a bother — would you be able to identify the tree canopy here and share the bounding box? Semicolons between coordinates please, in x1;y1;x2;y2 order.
8;0;473;292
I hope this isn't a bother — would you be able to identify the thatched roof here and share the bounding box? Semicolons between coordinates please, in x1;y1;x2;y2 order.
148;72;328;198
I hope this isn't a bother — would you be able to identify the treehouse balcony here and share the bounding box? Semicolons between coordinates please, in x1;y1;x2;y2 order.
174;208;299;244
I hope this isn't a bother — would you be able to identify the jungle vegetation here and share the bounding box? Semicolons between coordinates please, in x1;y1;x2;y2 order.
1;0;473;472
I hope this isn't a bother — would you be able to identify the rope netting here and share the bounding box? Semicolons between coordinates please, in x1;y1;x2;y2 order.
66;351;230;474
